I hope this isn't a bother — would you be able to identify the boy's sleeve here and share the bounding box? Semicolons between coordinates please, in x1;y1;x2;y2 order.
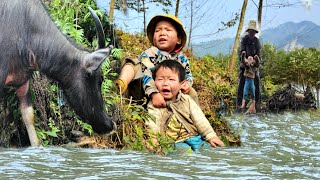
179;55;193;86
250;55;260;69
139;51;159;97
146;103;162;136
188;96;217;141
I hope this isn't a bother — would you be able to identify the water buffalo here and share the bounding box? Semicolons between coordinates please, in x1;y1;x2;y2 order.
0;0;113;146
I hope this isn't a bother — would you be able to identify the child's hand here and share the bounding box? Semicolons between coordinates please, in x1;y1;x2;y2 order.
181;81;190;94
146;138;160;152
208;136;225;148
151;92;166;107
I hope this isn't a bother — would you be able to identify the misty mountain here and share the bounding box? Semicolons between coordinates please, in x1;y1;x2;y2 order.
192;21;320;57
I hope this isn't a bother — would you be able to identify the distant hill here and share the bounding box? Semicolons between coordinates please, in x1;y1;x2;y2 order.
192;21;320;57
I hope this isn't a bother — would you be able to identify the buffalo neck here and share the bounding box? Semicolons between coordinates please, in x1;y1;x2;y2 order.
20;0;88;82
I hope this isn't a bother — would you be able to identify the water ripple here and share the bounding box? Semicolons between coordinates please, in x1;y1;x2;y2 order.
1;111;320;179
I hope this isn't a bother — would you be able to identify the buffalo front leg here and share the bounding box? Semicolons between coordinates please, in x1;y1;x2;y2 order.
16;81;40;146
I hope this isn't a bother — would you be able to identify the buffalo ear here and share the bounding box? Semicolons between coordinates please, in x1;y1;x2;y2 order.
83;46;113;73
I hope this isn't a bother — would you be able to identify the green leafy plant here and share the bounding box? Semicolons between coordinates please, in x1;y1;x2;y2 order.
36;118;60;146
76;118;93;135
261;44;320;89
111;48;124;60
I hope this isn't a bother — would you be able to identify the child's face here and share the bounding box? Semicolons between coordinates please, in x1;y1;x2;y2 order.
154;67;184;101
153;20;181;52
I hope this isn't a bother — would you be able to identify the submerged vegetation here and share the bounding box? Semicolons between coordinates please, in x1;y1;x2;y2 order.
0;1;318;153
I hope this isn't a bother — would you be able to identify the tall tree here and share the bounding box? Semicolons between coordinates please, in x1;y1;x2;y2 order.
228;0;248;73
109;0;115;22
187;0;193;48
110;0;128;22
175;0;180;16
143;0;146;35
257;0;263;37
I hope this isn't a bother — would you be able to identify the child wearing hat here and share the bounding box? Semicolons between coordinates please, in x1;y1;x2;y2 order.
115;14;198;107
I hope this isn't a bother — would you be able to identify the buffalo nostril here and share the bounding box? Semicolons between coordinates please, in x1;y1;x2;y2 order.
91;116;113;134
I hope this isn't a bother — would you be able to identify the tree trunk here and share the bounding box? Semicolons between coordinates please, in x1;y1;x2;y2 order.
228;0;248;73
109;0;115;22
188;0;193;49
143;0;146;36
257;0;263;37
175;0;180;16
317;87;320;107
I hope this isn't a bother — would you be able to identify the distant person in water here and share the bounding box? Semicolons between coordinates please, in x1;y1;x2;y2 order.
240;56;259;113
145;60;224;154
237;20;261;113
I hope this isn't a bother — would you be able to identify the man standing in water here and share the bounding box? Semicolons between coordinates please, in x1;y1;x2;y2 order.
237;20;261;113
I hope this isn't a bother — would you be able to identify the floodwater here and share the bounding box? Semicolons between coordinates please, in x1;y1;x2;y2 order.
1;110;319;179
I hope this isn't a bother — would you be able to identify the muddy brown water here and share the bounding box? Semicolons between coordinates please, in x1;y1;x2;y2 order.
0;110;319;179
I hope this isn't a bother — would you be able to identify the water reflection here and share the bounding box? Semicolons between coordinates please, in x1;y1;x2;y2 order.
0;111;319;179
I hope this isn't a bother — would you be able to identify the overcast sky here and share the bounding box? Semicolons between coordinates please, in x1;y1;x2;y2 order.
97;0;320;44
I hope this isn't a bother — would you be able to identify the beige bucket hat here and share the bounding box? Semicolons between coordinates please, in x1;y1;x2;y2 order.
246;20;259;33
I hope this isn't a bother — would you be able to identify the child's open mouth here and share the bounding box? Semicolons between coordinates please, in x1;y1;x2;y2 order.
161;89;171;96
159;38;167;42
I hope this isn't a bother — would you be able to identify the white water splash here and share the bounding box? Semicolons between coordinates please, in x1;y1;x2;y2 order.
301;0;312;10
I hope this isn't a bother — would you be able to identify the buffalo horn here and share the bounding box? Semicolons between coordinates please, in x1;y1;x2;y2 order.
88;7;106;48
